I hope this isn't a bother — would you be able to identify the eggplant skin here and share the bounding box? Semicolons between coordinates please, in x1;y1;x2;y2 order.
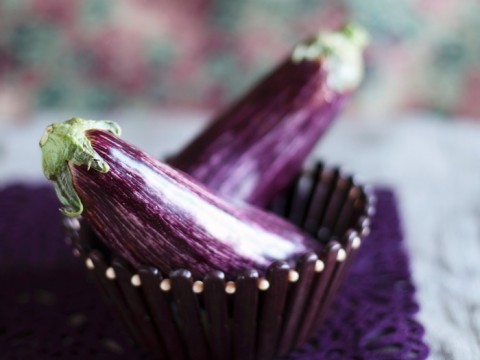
70;129;320;278
168;59;347;207
169;25;367;207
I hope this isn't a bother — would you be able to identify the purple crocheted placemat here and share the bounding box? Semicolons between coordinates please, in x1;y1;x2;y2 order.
0;184;429;360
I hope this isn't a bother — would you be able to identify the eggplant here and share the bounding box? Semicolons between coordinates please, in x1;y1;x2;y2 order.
40;117;320;278
168;24;368;207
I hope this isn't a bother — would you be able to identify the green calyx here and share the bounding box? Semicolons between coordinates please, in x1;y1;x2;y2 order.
39;117;121;217
291;23;369;92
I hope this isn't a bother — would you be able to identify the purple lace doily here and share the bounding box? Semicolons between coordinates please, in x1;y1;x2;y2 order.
0;184;429;360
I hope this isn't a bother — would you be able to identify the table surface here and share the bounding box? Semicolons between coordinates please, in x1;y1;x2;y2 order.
1;111;480;360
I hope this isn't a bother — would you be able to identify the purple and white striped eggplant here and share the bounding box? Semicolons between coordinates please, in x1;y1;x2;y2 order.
40;117;320;278
169;24;368;207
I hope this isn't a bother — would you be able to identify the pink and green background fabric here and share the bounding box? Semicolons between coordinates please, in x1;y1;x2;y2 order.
1;0;479;122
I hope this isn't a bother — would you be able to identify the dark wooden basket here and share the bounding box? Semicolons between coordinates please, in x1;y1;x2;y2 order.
64;161;375;360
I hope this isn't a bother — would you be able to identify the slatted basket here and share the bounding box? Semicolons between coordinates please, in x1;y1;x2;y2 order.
64;161;375;360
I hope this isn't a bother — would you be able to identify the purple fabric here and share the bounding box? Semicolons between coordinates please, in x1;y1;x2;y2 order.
0;184;429;360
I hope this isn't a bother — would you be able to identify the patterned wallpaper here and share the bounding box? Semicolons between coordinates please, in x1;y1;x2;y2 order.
1;0;479;122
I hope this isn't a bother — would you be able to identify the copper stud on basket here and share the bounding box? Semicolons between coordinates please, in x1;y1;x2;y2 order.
367;204;376;216
65;217;81;230
105;267;116;280
336;249;347;262
258;278;270;291
349;186;361;199
85;258;94;269
314;259;325;272
131;274;141;287
225;281;236;294
352;236;362;249
288;270;300;282
193;281;204;294
160;278;171;291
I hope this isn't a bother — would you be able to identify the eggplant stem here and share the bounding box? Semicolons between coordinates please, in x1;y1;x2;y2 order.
39;117;121;217
291;23;369;92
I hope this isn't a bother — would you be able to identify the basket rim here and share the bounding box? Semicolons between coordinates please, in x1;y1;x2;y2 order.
65;161;375;293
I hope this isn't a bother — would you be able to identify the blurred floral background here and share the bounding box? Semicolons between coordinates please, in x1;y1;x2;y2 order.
1;0;479;123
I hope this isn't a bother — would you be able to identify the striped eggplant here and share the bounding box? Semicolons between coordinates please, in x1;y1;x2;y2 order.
168;24;368;207
40;117;320;278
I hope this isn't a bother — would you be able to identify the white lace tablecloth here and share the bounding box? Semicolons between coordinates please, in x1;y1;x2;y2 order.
1;111;479;359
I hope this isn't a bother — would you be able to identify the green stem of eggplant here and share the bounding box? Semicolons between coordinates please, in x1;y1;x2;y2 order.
39;117;121;216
